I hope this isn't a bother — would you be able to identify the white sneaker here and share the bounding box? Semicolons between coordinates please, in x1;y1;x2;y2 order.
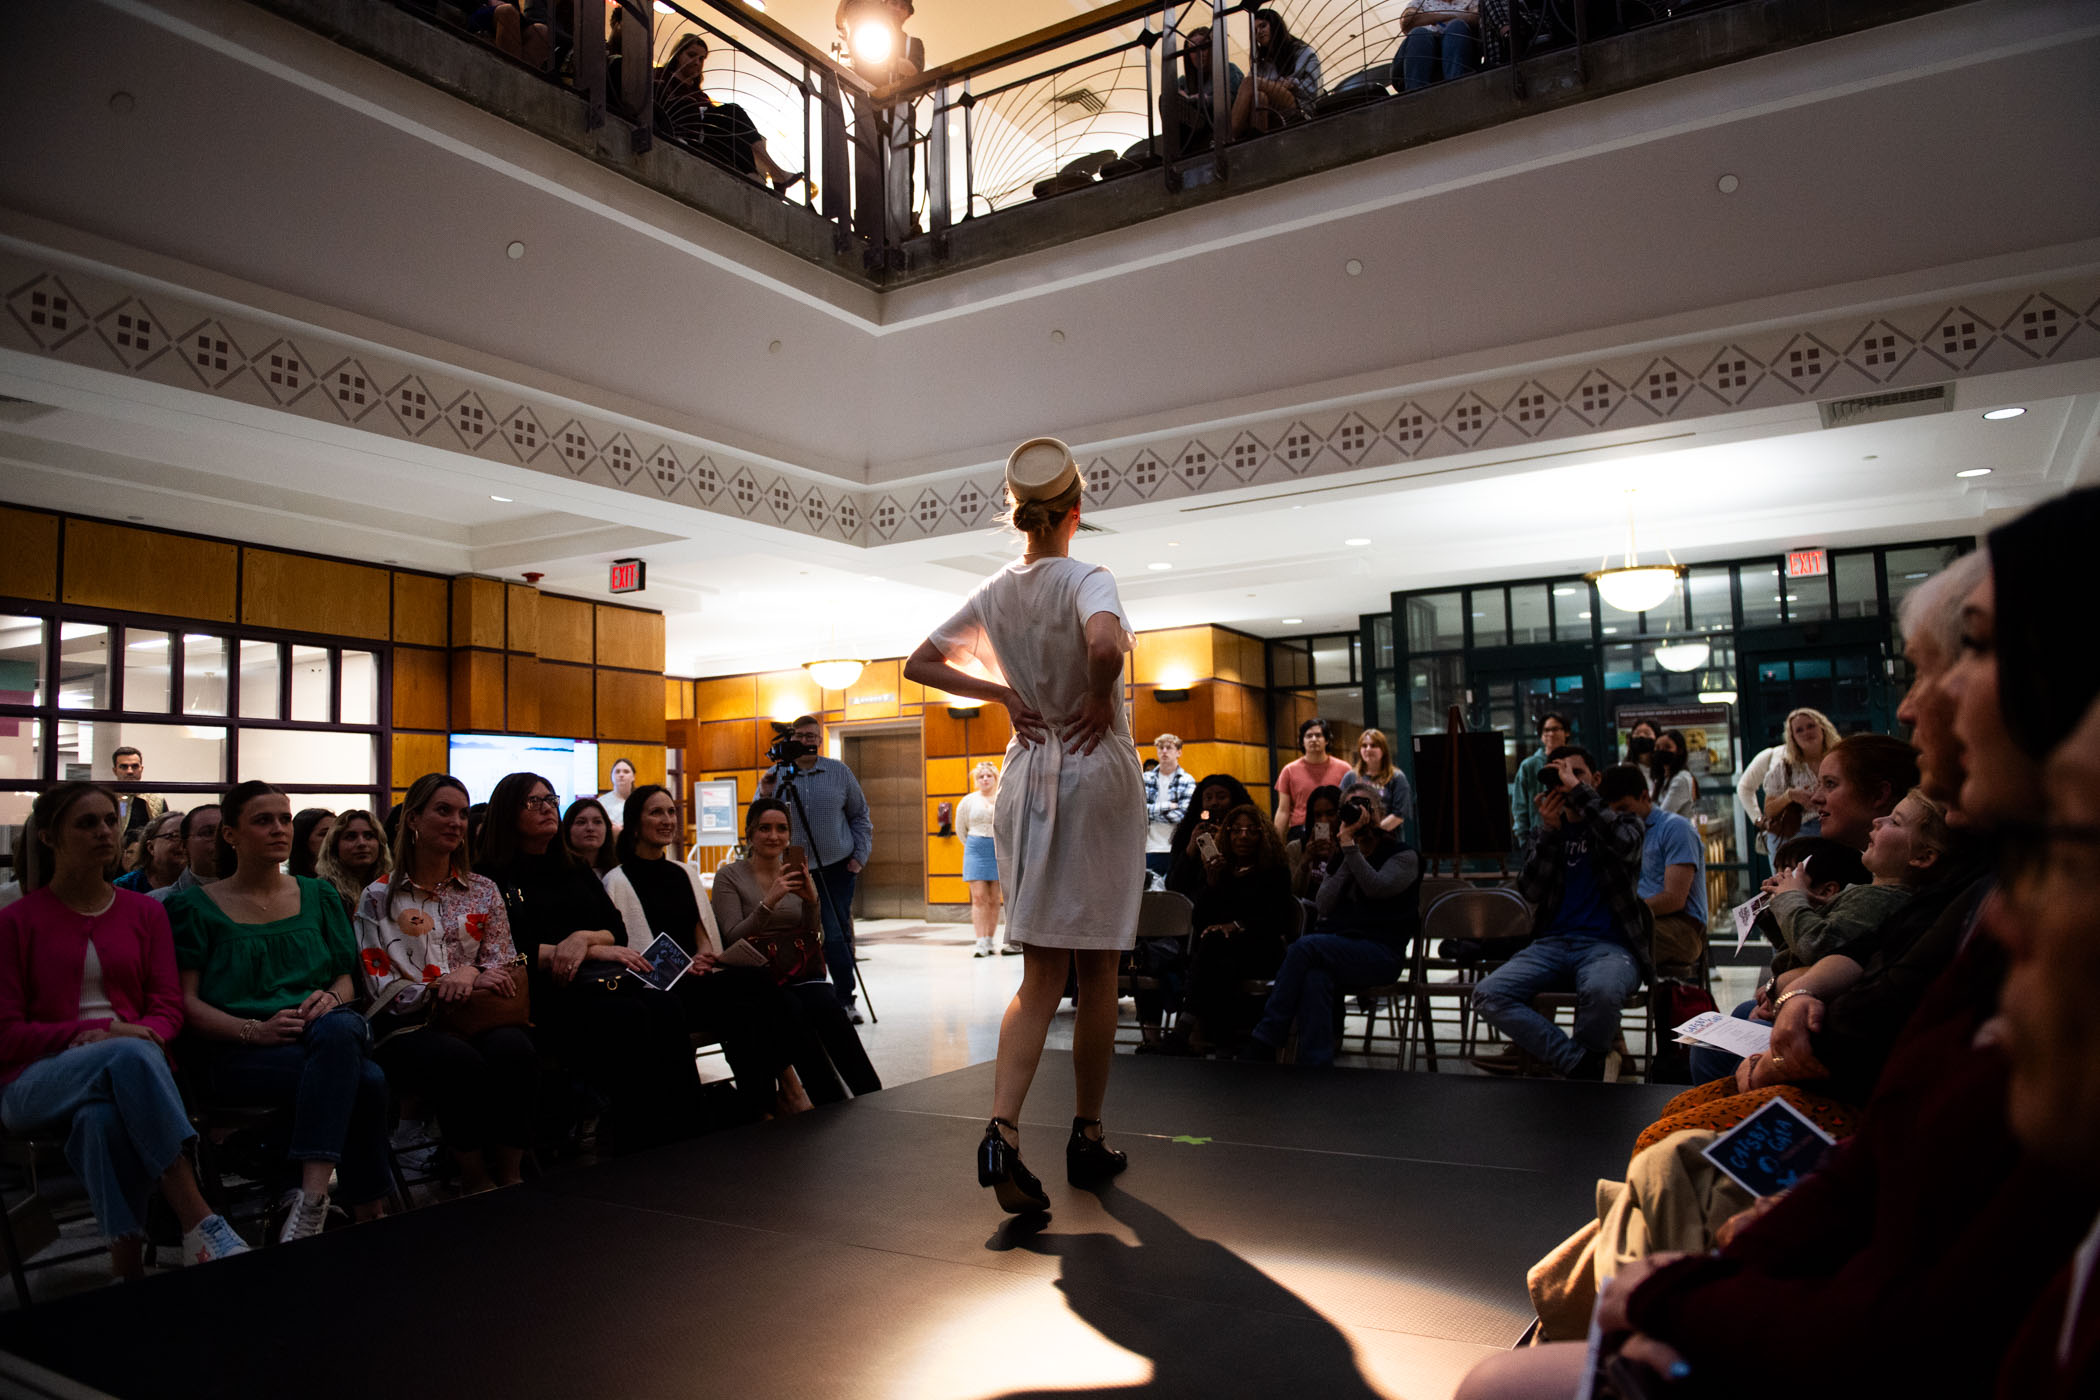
277;1190;331;1244
182;1213;250;1265
973;939;991;957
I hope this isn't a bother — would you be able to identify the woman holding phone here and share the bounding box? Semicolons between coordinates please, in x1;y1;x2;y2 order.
904;436;1143;1214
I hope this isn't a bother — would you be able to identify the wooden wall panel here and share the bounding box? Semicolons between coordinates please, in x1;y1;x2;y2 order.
1131;626;1207;687
505;654;541;733
602;747;665;788
921;705;969;759
695;676;757;723
391;646;450;732
538;595;594;664
755;670;820;723
505;584;540;654
927;876;969;905
925;757;970;796
391;732;449;789
450;577;505;651
449;650;505;732
594;605;664;672
1213;681;1257;744
391;573;450;646
240;550;390;639
962;705;1012;758
0;506;58;602
700;720;758;770
595;668;665;742
539;662;594;738
927;839;963;876
664;677;693;720
843;659;901;721
63;520;236;623
1131;687;1213;747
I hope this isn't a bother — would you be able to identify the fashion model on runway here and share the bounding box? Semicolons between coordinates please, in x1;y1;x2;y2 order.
905;437;1144;1213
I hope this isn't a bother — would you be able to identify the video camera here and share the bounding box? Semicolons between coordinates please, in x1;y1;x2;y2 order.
766;721;820;767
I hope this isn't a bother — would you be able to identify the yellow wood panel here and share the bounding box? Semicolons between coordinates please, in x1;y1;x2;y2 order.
843;658;901;722
927;836;964;876
505;654;541;733
391;573;450;646
756;669;820;723
449;650;505;732
450;577;505;650
505;584;540;654
925;756;970;795
695;675;758;722
0;506;59;602
899;673;925;706
391;646;450;732
664;676;693;721
537;594;594;664
927;876;970;905
923;795;961;835
603;747;665;788
595;668;664;743
390;732;449;789
700;720;757;770
239;549;389;639
594;605;664;672
63;520;236;623
1132;625;1211;688
539;662;594;737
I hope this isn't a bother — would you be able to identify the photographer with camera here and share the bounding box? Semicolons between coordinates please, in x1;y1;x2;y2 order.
1238;789;1421;1067
758;714;874;1021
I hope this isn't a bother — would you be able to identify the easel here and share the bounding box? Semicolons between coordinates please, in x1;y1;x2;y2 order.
1417;706;1511;883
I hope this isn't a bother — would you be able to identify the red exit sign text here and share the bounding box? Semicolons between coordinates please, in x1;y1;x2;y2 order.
608;558;647;594
1786;549;1827;579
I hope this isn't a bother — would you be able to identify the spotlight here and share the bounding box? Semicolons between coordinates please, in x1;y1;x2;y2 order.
838;0;914;72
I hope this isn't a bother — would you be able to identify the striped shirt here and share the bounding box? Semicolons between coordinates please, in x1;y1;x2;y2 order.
765;758;874;868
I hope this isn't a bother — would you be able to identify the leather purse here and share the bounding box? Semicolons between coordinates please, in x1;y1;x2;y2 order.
743;925;826;985
429;957;531;1036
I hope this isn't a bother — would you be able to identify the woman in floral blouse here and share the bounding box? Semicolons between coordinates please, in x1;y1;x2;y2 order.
356;773;534;1192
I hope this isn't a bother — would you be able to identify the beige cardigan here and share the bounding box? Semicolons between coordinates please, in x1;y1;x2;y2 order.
601;860;723;955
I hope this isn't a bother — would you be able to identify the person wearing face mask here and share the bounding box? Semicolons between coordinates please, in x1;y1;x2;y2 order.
317;808;392;916
150;805;221;905
357;774;533;1194
1738;708;1840;864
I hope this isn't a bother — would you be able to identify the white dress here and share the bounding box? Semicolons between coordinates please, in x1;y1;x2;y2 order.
927;556;1144;950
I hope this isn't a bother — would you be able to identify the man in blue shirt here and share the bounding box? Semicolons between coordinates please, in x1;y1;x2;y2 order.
1602;762;1709;977
760;713;875;1019
1472;746;1649;1079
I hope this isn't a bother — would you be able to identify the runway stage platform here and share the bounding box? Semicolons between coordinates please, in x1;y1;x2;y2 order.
0;1055;1675;1400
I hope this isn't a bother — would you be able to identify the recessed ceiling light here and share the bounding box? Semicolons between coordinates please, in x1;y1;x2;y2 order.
1716;173;1740;194
1166;541;1180;548
1904;572;1929;580
1578;611;1592;619
1955;468;1993;479
1147;562;1172;571
768;339;783;354
1282;618;1303;624
1982;407;2026;421
1602;626;1619;634
1553;587;1578;597
1344;259;1364;277
505;241;525;260
490;494;513;502
1050;329;1066;344
1344;537;1370;547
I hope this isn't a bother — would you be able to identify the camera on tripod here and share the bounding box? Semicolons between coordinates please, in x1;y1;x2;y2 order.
766;721;819;767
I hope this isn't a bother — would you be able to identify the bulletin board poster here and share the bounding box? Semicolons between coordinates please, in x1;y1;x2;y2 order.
697;779;739;837
1615;703;1734;777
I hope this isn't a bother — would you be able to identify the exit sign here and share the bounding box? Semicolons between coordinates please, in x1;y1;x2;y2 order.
608;558;646;594
1786;549;1828;579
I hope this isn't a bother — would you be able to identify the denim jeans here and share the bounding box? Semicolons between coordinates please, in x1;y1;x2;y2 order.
197;1008;391;1205
1399;19;1477;91
1472;935;1642;1075
1250;934;1405;1067
1687;997;1760;1086
1;1039;196;1240
814;858;859;1008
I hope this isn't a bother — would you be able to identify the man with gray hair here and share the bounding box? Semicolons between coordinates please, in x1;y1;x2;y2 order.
1143;732;1195;881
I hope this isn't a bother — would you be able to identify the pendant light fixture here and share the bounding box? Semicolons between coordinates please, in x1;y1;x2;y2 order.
804;658;866;690
1587;490;1685;614
1653;639;1712;673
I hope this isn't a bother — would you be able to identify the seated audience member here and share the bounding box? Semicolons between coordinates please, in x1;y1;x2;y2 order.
468;1;551;71
118;828;142;879
560;797;617;875
476;772;703;1153
1809;731;1919;849
1143;773;1255;1047
1166;774;1256;900
1343;727;1414;835
1143;735;1195;884
707;798;882;1103
150;804;220;904
0;784;248;1276
1285;784;1346;901
1598;765;1706;977
1396;0;1478;91
1233;7;1322;135
1512;712;1572;844
1240;790;1420;1066
1456;488;2100;1400
1160;21;1243;158
1471;746;1647;1080
1649;730;1697;818
357;774;533;1193
1273;717;1350;841
113;811;185;894
1172;804;1298;1056
1737;707;1839;863
654;36;804;194
316;808;391;917
168;781;389;1243
1769;788;1947;969
289;807;334;880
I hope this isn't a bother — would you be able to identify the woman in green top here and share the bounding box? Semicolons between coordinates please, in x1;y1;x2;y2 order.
169;781;390;1245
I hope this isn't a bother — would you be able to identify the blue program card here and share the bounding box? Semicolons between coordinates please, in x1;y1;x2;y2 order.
633;934;691;993
1701;1096;1839;1198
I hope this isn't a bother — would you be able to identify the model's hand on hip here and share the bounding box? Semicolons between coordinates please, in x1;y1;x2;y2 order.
1002;687;1049;747
1061;693;1113;756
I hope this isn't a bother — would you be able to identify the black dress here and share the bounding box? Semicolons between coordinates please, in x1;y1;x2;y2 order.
1184;864;1298;1050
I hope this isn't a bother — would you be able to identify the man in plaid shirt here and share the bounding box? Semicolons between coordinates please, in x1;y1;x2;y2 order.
1472;744;1651;1079
1143;733;1197;881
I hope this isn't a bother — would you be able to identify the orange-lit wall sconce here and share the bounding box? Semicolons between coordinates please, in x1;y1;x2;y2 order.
1151;688;1191;703
946;702;983;718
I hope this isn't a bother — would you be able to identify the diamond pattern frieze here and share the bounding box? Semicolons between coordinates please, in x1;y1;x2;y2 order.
835;498;861;538
1922;309;1993;371
501;407;548;461
1384;404;1432;455
2002;295;2075;358
1844;323;1914;382
97;299;171;370
802;488;834;533
1171;441;1217;492
1503;382;1560;437
727;469;762;515
689;455;722;502
1772;334;1840;396
174;318;247;389
1275;422;1323;474
1696;347;1761;405
381;374;440;436
1566;372;1625;428
948;479;988;526
601;433;642;484
646;447;688;496
443;390;497;446
868;496;903;540
550;421;596;475
8;275;90;351
1634;360;1695;414
1222;433;1266;482
1126;451;1169;498
767;480;799;523
1330;415;1376;463
1440;394;1494;446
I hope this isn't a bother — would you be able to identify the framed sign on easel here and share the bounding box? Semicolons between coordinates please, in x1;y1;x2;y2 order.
1411;706;1513;880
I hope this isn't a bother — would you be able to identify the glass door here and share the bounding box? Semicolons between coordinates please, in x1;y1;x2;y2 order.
1468;646;1601;847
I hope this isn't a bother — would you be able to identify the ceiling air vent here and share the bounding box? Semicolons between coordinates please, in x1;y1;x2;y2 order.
1817;384;1952;429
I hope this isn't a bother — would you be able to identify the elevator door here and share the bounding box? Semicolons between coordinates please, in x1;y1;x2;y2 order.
841;728;926;921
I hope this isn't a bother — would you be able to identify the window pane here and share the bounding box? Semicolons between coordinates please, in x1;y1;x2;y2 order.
58;623;109;711
111;722;226;784
1686;566;1732;632
0;616;45;708
1315;685;1365;733
341;651;378;726
1786;566;1831;623
0;717;40;787
238;729;375;786
1552;581;1591;643
1885;545;1961;618
1509;584;1551;644
239;641;281;720
1409;654;1465;738
183;635;228;716
1310;635;1351;686
123;630;173;713
1370;615;1393;671
1406;592;1464;651
1738;562;1784;628
1833;552;1878;620
1469;588;1508;647
1267;638;1309;689
291;645;331;722
0;791;33;845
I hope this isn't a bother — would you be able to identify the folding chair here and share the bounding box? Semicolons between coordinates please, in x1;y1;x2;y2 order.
1407;885;1533;1070
1116;889;1194;1047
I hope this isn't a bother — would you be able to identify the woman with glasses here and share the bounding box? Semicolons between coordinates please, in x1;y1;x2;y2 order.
113;811;186;894
1513;713;1573;843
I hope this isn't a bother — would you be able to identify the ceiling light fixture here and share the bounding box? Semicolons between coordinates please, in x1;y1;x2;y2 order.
1587;489;1684;614
1282;618;1303;625
1982;407;2026;421
1654;640;1713;673
803;659;866;690
1147;562;1173;571
490;494;513;502
1344;538;1370;547
1698;690;1738;706
1955;468;1993;479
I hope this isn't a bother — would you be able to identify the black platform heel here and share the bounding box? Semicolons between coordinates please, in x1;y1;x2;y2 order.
979;1118;1051;1214
1066;1117;1128;1186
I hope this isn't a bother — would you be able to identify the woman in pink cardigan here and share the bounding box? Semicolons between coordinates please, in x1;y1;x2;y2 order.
0;783;248;1278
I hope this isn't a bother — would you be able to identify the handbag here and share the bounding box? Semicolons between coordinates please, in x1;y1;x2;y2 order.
742;924;826;985
429;957;531;1037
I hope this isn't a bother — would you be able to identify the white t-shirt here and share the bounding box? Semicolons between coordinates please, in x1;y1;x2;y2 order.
77;941;114;1021
956;790;997;839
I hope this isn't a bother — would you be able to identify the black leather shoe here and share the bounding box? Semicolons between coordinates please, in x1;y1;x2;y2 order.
979;1118;1050;1214
1066;1117;1128;1186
